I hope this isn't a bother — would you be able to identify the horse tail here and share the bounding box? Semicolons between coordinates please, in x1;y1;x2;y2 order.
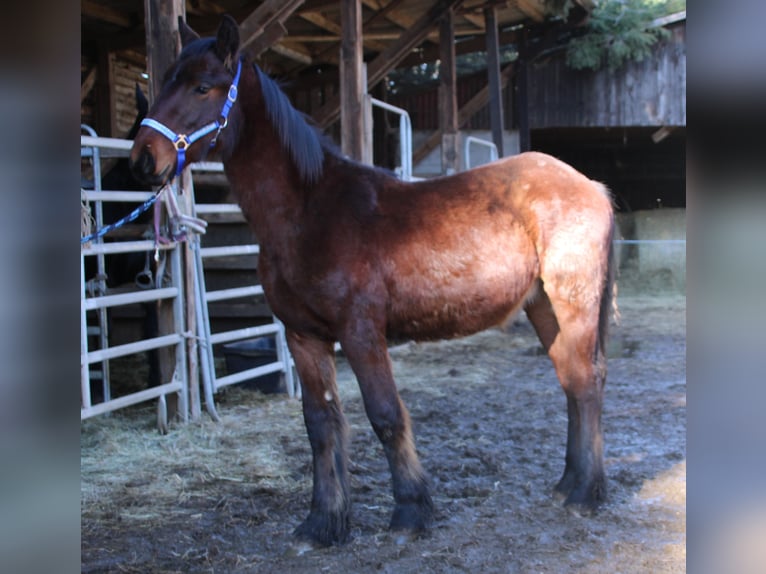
597;184;618;362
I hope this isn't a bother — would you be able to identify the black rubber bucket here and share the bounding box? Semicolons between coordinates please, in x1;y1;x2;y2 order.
221;337;283;394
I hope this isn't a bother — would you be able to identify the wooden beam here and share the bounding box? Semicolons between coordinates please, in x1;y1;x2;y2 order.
143;0;184;102
516;0;547;23
301;10;388;51
439;9;459;174
413;62;514;166
143;0;188;422
245;22;288;59
516;26;530;152
82;0;133;28
340;0;366;161
272;41;313;65
314;0;466;128
485;5;504;155
361;0;418;34
81;66;97;104
239;0;305;57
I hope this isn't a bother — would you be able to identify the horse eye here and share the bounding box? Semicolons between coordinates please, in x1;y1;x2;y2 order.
195;84;211;95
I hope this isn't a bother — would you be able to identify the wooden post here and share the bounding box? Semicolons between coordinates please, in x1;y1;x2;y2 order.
517;26;531;153
484;5;504;157
340;0;365;161
95;50;117;136
181;171;200;420
144;0;185;421
439;9;459;174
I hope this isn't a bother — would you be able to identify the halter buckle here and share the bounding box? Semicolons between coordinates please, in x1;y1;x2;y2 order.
174;135;190;151
227;85;238;103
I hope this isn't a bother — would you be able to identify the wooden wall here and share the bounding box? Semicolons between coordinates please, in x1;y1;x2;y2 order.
81;49;149;138
527;22;686;128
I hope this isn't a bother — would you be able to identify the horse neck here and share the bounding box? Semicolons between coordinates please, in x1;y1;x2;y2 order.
223;69;311;243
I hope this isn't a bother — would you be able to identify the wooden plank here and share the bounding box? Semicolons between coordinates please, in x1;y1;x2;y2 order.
485;5;504;156
439;9;459;174
314;0;466;128
340;0;365;161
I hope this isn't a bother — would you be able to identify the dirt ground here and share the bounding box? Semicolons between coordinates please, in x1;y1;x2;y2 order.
81;293;686;573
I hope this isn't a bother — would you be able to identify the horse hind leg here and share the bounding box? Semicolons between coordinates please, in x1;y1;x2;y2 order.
525;286;607;515
286;332;350;547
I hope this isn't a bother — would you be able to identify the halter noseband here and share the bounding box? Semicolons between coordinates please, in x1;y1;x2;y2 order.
140;58;242;177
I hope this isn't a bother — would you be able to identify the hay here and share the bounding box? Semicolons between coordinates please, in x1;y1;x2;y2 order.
81;387;309;524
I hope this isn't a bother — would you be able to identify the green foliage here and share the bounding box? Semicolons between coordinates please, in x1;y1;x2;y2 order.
565;0;683;71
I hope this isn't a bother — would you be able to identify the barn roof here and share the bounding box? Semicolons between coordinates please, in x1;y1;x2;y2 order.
81;0;594;79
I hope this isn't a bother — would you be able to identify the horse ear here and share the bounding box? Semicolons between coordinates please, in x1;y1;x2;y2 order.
135;83;148;117
215;14;240;67
178;16;200;47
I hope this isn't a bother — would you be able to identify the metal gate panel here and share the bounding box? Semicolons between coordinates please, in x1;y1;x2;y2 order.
81;130;189;428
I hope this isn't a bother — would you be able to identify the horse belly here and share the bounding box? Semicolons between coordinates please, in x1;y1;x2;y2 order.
384;233;538;341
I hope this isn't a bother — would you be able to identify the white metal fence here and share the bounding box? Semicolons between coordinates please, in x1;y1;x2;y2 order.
81;132;296;428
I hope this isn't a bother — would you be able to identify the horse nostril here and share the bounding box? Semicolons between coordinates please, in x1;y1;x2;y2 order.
130;149;155;182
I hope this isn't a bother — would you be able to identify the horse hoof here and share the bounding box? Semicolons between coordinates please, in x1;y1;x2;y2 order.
563;500;596;517
551;487;568;504
390;529;422;546
389;497;434;534
286;540;318;557
559;480;606;516
293;511;350;547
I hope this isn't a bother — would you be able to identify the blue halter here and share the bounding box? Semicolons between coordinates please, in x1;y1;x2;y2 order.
140;59;242;177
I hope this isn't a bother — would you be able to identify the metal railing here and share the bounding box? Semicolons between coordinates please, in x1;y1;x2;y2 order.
464;136;499;170
369;97;418;181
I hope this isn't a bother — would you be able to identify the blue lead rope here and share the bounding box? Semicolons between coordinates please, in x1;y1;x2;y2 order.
81;193;159;244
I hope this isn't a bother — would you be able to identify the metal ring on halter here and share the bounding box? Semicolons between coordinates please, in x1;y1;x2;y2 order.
174;135;190;150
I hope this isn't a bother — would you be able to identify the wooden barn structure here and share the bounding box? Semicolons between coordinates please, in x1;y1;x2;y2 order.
82;0;599;167
80;1;685;424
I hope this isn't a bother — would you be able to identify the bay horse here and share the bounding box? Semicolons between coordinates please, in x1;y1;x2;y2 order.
130;15;615;548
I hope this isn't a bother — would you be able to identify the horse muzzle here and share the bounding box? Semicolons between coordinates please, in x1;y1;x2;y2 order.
129;147;173;186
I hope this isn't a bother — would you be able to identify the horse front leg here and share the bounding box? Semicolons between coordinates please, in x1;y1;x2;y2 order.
286;331;350;546
339;318;433;537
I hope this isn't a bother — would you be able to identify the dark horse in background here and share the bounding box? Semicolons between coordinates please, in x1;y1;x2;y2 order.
85;83;160;389
130;16;616;548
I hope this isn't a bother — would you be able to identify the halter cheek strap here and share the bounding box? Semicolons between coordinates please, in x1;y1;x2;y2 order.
140;58;242;177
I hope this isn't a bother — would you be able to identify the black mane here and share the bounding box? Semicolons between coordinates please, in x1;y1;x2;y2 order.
256;66;325;185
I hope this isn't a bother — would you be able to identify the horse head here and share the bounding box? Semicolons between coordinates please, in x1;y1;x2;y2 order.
129;15;243;185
